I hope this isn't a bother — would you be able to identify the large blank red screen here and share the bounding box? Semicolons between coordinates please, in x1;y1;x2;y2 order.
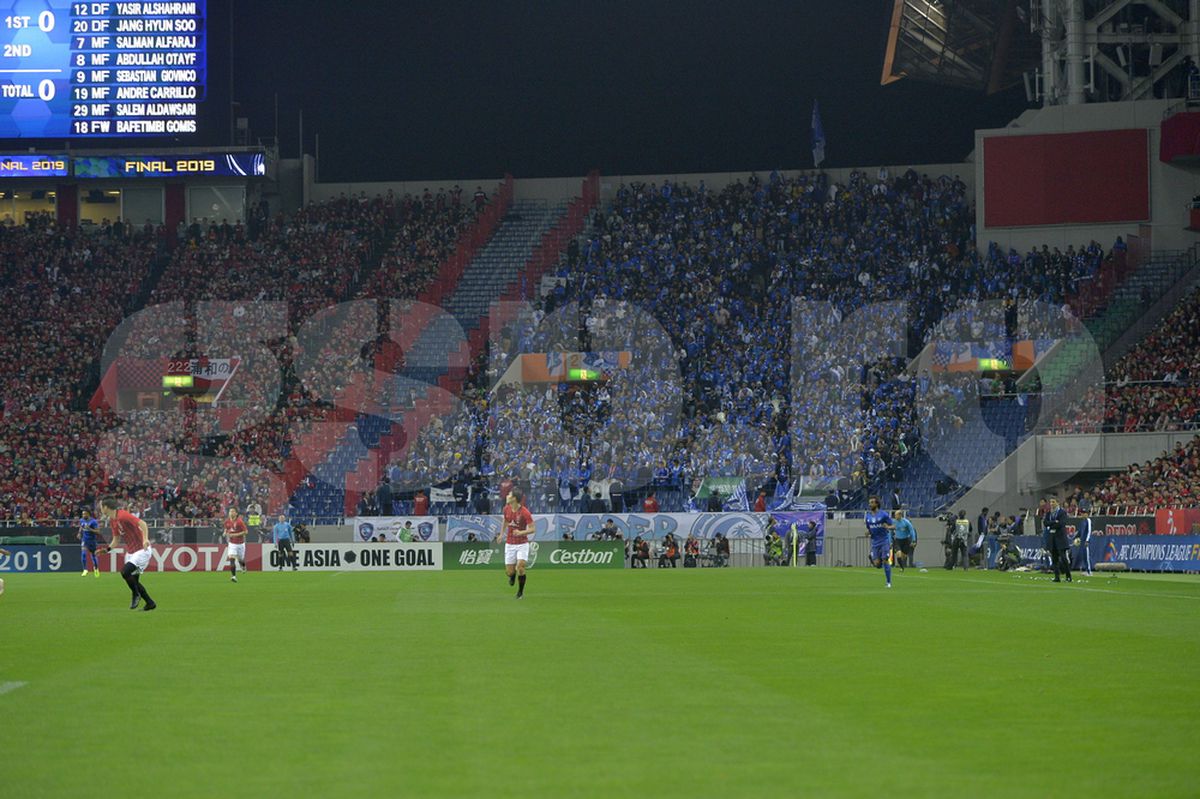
983;129;1148;227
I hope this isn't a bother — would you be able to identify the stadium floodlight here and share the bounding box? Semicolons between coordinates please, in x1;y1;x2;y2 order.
882;0;1042;93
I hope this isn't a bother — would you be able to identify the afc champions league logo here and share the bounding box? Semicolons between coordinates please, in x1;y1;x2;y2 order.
1104;539;1119;562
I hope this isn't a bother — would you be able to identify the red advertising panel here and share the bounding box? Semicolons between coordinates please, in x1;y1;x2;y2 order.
1156;509;1200;536
100;544;263;572
984;129;1149;227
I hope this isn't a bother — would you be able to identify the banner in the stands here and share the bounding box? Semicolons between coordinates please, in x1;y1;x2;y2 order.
444;513;770;542
767;511;825;556
349;517;438;542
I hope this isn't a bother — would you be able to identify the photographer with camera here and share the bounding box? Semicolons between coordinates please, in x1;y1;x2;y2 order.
600;518;622;542
712;533;730;567
659;532;680;568
943;510;970;571
631;534;650;568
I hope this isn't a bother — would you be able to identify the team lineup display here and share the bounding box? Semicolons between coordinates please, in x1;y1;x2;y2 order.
0;0;206;138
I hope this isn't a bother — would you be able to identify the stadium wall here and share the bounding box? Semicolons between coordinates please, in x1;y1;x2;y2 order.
596;164;975;203
1036;432;1199;472
309;165;976;209
304;518;949;569
309;524;353;543
310;175;514;204
951;430;1199;518
975;99;1198;253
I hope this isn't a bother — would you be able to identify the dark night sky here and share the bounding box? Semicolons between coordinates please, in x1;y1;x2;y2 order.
224;0;1031;182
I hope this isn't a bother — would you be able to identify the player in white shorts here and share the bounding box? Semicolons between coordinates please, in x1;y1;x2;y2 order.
223;507;249;582
98;497;156;611
498;489;534;599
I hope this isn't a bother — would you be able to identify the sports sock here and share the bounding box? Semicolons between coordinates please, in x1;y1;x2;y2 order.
134;575;153;604
81;549;88;570
508;572;515;586
122;569;138;598
884;562;892;584
517;574;526;595
231;561;237;577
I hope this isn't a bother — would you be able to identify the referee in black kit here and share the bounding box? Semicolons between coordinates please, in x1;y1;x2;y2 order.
1043;497;1072;583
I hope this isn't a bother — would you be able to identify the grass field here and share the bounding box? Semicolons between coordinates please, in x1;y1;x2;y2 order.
3;566;1199;798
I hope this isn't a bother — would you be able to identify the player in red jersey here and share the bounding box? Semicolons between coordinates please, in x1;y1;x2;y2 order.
222;507;249;582
497;489;535;599
98;498;156;611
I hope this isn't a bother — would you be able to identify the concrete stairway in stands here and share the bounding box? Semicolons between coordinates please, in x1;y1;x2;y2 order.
281;178;514;520
339;174;601;517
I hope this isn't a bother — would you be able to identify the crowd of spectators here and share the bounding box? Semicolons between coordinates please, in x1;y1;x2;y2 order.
1051;285;1200;434
0;188;482;523
390;169;1113;511
0;222;159;521
1061;437;1200;514
0;165;1181;523
0;224;157;414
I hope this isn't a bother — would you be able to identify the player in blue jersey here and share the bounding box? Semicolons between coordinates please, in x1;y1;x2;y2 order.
78;510;102;577
865;495;896;588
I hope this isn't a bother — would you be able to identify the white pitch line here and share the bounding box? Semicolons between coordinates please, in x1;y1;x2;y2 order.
0;681;27;696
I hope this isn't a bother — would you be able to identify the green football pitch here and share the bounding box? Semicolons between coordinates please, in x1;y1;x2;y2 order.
3;567;1198;799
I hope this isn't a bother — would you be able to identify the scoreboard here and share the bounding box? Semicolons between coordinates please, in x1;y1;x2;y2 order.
0;0;206;138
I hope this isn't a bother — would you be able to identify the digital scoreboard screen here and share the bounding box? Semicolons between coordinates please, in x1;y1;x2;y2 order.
0;153;68;175
74;151;264;177
0;1;206;138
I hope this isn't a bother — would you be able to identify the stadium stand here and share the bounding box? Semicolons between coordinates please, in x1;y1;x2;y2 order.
1063;436;1200;515
0;223;159;521
0;186;499;522
0;165;1192;524
437;170;1143;515
266;169;1185;519
1050;284;1200;434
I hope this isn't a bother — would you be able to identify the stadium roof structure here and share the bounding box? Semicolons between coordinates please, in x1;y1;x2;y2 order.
881;0;1042;93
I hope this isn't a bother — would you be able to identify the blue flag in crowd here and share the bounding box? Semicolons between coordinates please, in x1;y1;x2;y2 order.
812;99;826;168
722;481;750;512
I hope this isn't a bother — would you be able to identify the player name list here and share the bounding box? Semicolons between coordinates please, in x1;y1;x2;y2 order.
14;2;207;135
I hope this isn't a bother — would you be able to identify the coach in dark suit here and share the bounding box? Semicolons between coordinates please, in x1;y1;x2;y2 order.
375;477;394;517
1043;497;1072;583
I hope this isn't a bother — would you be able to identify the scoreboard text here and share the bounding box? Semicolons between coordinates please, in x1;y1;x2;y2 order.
0;0;207;138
